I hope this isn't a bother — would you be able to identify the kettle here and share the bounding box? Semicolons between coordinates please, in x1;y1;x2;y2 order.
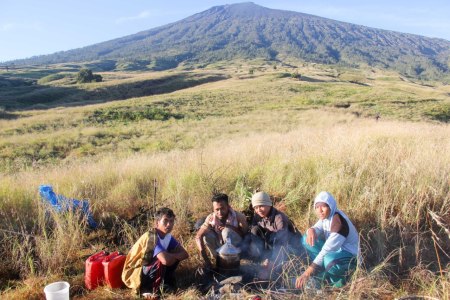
216;237;241;271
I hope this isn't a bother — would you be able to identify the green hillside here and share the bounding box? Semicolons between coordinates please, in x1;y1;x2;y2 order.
1;61;449;172
4;2;450;80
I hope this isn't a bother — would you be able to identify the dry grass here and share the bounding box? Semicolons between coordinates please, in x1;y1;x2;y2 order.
1;64;449;172
1;116;449;299
1;63;449;298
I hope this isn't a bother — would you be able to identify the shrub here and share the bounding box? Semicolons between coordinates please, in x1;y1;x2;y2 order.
87;107;184;124
291;72;302;79
76;68;102;83
275;72;291;78
423;103;450;122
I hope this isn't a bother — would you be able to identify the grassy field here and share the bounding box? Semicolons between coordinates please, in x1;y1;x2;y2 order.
1;61;449;173
0;61;449;299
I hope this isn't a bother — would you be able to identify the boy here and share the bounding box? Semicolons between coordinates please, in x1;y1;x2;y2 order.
122;207;189;297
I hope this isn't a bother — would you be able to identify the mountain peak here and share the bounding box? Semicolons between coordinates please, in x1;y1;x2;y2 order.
216;2;261;10
204;2;272;18
6;3;450;79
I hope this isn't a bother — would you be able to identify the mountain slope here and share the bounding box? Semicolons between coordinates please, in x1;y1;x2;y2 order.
7;2;450;79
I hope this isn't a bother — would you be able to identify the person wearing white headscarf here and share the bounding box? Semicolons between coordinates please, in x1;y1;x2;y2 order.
295;191;359;288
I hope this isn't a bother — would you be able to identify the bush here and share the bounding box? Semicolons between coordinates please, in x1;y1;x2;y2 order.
274;72;291;78
93;74;102;82
76;68;102;83
87;107;184;124
423;103;450;123
291;72;301;80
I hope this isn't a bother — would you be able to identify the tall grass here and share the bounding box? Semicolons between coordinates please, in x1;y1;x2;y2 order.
0;118;448;298
2;66;449;173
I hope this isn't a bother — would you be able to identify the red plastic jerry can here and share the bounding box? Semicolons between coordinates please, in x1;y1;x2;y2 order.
102;251;126;289
85;250;109;290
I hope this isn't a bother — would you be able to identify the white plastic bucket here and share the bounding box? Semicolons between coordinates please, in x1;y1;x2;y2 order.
44;281;70;300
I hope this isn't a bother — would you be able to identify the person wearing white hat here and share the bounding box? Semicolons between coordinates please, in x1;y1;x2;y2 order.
295;191;359;289
246;191;302;280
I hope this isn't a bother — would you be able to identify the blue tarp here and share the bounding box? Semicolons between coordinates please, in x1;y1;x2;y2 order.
39;184;97;229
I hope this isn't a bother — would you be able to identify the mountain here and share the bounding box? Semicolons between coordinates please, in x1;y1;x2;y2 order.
6;2;450;79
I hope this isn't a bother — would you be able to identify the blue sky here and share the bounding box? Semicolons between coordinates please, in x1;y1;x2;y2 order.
1;0;449;62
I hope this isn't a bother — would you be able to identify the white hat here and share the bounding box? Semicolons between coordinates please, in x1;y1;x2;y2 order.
251;191;272;207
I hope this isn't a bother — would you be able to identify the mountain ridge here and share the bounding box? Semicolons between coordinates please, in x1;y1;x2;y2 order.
4;2;450;79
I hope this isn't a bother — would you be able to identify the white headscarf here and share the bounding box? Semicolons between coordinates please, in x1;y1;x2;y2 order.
314;191;338;221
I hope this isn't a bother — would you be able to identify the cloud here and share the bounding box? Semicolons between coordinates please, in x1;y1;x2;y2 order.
0;22;43;32
116;10;153;24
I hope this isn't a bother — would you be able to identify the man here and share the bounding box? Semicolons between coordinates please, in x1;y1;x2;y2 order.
122;207;189;298
247;191;303;280
195;193;249;269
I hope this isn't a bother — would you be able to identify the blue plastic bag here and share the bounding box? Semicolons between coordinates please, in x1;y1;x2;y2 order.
39;185;97;229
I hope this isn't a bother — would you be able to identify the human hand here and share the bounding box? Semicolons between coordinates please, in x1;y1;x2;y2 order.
295;265;314;288
217;220;228;231
306;228;316;247
295;272;310;288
